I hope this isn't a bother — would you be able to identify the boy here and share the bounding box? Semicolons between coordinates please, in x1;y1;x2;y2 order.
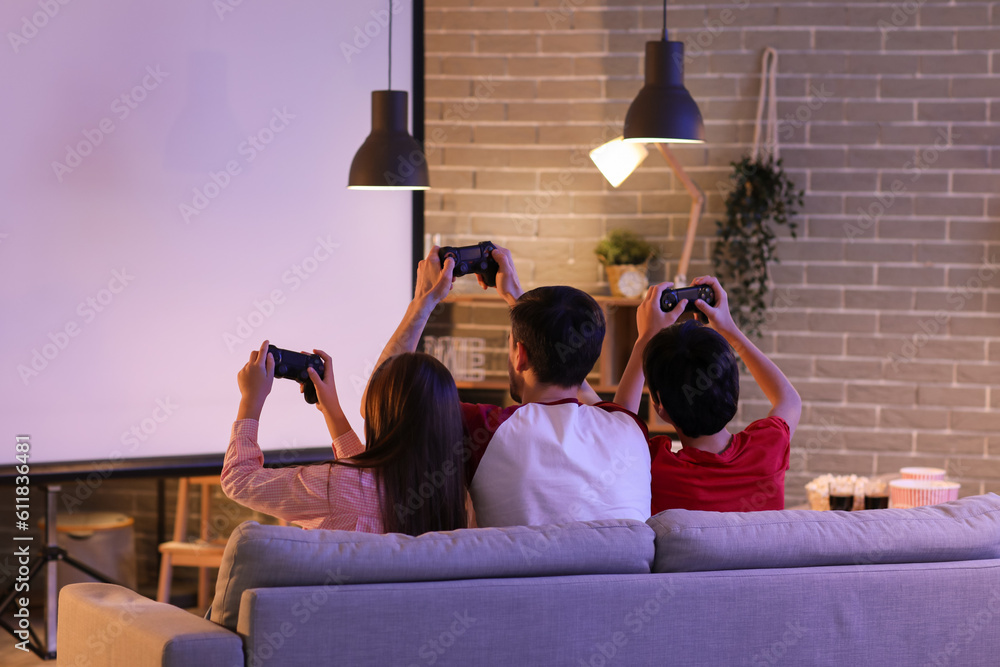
614;276;801;513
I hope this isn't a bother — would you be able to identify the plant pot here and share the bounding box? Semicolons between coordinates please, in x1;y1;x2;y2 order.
604;262;649;298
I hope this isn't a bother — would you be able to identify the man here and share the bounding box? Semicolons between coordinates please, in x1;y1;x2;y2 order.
363;245;651;527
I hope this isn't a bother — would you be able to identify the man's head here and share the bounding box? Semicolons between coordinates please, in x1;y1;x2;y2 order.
642;319;739;438
507;286;605;402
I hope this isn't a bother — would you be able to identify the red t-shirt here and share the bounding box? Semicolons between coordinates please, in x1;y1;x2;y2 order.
648;416;790;514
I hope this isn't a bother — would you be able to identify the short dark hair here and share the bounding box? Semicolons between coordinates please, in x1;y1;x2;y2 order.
509;286;605;388
642;319;739;438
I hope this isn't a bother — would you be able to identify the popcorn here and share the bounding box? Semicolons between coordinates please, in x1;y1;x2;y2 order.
805;474;869;511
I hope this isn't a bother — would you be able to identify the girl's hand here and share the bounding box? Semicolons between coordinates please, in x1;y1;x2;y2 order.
306;349;352;440
305;349;343;416
237;340;274;420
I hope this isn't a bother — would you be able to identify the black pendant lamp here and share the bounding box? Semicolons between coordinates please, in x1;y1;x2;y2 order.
623;0;705;144
348;2;429;190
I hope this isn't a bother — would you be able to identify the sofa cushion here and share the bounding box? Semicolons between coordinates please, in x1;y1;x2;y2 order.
648;493;1000;573
211;518;654;630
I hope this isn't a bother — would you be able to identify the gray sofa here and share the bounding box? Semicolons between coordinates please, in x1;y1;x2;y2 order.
58;494;1000;666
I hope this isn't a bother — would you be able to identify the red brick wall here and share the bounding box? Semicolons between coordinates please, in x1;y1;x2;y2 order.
424;0;1000;504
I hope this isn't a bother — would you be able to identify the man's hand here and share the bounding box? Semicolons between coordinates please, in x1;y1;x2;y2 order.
478;245;523;306
637;282;686;343
237;339;274;421
690;276;738;338
416;246;455;307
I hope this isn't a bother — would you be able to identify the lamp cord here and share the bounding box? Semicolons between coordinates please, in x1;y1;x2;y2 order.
662;0;667;39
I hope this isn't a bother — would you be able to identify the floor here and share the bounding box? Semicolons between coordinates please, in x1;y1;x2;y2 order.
0;640;48;666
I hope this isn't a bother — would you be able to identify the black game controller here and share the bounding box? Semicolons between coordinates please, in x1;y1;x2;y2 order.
439;241;499;287
660;285;716;313
268;345;324;405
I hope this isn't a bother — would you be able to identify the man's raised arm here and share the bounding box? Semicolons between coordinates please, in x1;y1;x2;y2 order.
360;247;454;418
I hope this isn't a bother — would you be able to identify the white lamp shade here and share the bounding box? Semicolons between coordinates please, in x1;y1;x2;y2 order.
589;136;649;188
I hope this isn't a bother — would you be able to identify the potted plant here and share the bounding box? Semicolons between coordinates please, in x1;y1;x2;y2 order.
712;155;803;338
595;229;657;298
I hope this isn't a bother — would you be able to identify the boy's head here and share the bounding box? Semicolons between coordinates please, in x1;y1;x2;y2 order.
642;319;739;438
507;286;605;400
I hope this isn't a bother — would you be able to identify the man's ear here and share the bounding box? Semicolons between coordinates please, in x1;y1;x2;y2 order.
512;341;530;372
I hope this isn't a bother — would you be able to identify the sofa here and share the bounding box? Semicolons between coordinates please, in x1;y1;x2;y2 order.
58;493;1000;666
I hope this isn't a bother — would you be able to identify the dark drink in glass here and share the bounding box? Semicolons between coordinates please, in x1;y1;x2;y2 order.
864;495;889;510
829;494;854;511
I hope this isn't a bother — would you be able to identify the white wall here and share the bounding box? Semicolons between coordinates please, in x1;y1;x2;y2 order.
1;0;415;464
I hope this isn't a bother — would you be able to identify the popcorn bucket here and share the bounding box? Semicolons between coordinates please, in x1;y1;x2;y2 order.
889;479;960;508
899;467;947;481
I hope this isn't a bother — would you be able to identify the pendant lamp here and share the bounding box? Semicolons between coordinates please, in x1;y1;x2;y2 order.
623;0;705;144
348;2;429;190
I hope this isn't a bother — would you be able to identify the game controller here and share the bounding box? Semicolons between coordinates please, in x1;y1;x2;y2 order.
268;345;324;405
659;285;716;313
439;241;499;287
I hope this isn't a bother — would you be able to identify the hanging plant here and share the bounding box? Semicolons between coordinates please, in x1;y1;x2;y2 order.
712;154;803;338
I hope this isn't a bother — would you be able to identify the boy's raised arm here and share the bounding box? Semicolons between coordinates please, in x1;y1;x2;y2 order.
613;283;685;413
691;276;802;437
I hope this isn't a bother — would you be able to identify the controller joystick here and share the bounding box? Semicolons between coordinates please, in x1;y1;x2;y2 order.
268;345;325;405
439;241;499;287
659;285;716;313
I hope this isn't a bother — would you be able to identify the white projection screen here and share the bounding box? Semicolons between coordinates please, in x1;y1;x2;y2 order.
1;0;416;465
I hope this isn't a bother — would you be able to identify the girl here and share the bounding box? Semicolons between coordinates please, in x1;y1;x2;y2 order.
222;339;468;535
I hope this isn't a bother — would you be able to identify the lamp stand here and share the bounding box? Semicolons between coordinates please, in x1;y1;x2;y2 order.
655;143;704;286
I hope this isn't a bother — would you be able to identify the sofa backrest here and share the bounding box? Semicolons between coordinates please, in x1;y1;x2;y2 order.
210;518;654;630
648;493;1000;572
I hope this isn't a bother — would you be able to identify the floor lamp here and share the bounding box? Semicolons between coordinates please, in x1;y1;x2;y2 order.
590;137;705;286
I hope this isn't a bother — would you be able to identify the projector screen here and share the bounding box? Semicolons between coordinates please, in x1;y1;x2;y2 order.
1;0;416;465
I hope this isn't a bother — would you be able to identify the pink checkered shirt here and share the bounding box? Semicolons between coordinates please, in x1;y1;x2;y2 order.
222;419;385;532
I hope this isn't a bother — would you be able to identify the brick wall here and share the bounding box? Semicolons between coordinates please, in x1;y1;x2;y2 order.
424;0;1000;505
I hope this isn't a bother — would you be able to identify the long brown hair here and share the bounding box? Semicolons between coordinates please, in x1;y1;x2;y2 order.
336;353;467;536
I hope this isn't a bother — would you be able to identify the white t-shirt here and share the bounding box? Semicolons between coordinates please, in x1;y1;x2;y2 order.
462;399;652;527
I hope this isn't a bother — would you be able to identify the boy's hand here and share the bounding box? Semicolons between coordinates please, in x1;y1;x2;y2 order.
691;276;738;338
237;340;275;420
637;282;686;342
415;246;455;306
479;245;523;306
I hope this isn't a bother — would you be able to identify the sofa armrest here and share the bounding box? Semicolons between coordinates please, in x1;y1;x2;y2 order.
58;584;243;667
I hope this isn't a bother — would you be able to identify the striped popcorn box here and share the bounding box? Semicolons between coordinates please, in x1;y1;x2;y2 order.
899;467;947;481
889;479;961;508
